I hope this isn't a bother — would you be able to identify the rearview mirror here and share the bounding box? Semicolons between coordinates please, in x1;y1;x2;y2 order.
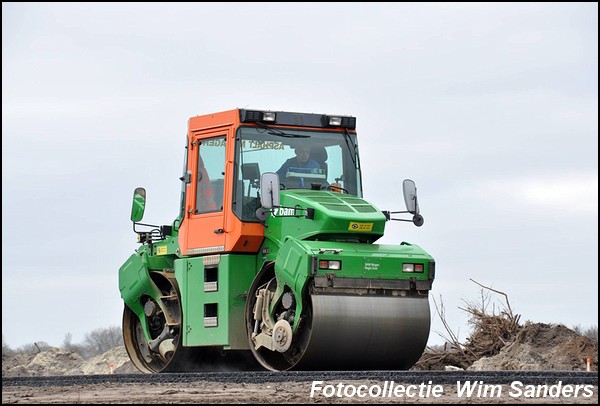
402;179;419;214
130;187;146;222
242;163;261;180
260;173;280;209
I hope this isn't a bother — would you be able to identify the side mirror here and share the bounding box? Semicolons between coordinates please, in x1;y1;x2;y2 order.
403;179;424;227
260;172;280;209
130;187;146;222
402;179;419;214
383;180;425;227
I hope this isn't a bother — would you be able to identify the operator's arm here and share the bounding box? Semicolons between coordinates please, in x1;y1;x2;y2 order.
307;159;320;170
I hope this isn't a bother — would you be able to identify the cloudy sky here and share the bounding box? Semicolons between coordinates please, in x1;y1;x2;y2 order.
3;3;597;351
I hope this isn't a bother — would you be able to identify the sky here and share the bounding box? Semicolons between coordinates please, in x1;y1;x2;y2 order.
2;3;598;351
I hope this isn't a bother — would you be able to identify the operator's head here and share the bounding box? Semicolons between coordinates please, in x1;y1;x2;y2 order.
294;146;311;164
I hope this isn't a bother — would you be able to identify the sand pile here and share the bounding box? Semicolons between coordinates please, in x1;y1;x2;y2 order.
3;346;138;377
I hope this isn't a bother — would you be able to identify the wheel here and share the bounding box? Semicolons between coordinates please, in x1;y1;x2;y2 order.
122;271;184;373
123;271;261;373
245;267;313;371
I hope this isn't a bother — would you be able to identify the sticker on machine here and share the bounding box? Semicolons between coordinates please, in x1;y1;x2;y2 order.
348;222;373;231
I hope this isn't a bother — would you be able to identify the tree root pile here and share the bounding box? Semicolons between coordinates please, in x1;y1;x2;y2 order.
413;279;597;371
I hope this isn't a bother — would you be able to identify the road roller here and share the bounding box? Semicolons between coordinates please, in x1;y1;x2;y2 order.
118;108;435;372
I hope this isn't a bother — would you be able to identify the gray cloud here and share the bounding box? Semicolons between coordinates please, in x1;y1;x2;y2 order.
2;2;597;349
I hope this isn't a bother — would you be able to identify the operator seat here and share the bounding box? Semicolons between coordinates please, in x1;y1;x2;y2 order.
311;146;328;178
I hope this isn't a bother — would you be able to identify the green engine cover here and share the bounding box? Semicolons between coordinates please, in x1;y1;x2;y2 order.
264;190;387;245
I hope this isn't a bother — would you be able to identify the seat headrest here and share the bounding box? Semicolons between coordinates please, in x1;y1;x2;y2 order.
311;147;327;162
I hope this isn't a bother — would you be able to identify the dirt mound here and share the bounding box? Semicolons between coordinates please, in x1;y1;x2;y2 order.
3;348;84;377
468;322;597;371
2;352;37;377
80;346;137;375
415;321;597;371
3;323;597;375
414;280;598;371
2;346;139;377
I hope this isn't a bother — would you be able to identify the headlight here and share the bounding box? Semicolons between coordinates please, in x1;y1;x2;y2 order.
403;263;424;273
325;115;356;129
262;112;276;122
328;116;342;126
319;260;342;270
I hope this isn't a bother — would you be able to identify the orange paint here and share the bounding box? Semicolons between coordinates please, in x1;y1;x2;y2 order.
179;109;264;256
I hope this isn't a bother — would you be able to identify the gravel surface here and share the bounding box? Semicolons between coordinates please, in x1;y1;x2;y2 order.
3;322;597;403
2;372;598;404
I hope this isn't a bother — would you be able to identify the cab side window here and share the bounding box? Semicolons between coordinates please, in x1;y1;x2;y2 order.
196;137;226;214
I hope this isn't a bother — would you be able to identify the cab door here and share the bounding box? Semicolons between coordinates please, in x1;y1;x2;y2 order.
181;130;229;256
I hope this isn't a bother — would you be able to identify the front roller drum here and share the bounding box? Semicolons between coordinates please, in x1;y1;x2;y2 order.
296;294;431;370
247;283;431;371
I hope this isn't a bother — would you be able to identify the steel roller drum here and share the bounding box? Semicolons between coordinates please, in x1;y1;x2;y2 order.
294;295;431;370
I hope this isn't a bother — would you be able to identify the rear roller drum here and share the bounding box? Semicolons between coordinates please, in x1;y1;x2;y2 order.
123;271;260;373
122;271;191;373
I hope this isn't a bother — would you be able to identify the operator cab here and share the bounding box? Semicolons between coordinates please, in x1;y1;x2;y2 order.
179;109;361;255
233;116;362;222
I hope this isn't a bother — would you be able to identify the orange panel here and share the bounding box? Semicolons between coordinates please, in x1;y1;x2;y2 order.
226;219;265;252
179;109;265;256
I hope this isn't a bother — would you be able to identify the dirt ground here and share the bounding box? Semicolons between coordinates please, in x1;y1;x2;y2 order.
2;380;598;404
3;322;597;378
2;322;597;404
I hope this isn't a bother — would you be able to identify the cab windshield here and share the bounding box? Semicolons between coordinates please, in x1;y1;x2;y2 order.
233;126;362;221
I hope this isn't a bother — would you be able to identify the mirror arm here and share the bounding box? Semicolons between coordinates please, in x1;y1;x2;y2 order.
382;210;413;220
382;210;423;226
134;221;161;228
132;221;161;235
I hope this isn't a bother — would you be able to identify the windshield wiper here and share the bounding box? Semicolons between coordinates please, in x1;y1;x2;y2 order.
343;128;358;169
257;125;310;138
268;130;310;139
